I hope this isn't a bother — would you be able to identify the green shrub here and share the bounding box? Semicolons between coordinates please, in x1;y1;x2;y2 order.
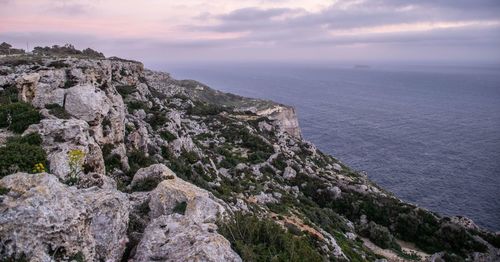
0;133;47;177
173;201;187;215
127;150;155;175
218;213;324;262
187;101;224;116
116;85;137;97
359;221;400;250
0;102;41;133
160;130;176;142
126;101;149;112
0;84;19;104
45;103;71;119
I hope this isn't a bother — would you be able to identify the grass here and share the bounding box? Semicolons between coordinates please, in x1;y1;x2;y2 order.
0;102;41;133
217;213;324;262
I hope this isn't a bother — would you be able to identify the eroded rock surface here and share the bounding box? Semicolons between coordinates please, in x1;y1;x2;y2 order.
0;173;129;261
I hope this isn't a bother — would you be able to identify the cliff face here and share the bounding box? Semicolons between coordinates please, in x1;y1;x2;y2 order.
0;54;498;262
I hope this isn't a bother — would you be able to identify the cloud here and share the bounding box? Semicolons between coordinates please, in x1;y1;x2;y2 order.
1;0;499;62
45;2;93;16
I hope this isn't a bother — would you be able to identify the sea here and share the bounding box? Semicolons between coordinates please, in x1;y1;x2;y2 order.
151;62;500;231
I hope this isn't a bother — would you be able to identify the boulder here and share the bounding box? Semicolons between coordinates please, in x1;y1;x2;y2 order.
132;214;242;262
282;166;296;179
129;164;176;191
65;84;110;123
25;119;105;179
0;173;130;261
149;177;226;223
15;73;40;103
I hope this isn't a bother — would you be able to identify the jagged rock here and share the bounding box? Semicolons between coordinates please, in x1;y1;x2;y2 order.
283;166;296;179
0;173;129;261
132;214;242;262
25;119;105;179
65;84;110;123
129;164;176;191
149;177;226;223
15;73;40;103
332;163;342;172
450;216;481;231
251;192;279;204
257;105;302;138
327;186;342;199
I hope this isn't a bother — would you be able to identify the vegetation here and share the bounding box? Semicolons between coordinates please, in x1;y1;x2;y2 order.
0;102;41;133
218;213;324;262
116;85;138;97
102;144;122;173
187;101;225;116
173;201;187;215
66;149;85;186
0;42;25;55
0;133;47;177
33;44;104;58
45;103;72;119
160;130;176;142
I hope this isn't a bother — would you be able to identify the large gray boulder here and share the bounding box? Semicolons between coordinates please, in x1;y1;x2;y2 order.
132;214;242;262
0;173;130;261
149;176;226;223
129;164;176;191
65;84;110;123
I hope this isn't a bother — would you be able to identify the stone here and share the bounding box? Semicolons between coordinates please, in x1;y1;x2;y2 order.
283;166;296;179
149;177;227;223
132;214;242;262
129;164;176;191
65;84;110;123
0;173;129;261
25;119;105;179
16;73;40;103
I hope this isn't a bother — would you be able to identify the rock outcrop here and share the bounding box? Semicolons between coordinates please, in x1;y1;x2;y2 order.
132;215;241;262
0;173;129;261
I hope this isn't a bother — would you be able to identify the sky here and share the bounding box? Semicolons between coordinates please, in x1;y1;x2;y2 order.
1;0;500;64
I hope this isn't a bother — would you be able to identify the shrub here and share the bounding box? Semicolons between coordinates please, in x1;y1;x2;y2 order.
160;130;176;142
116;85;137;97
359;222;400;250
187;102;224;116
218;213;324;262
0;84;19;104
0;102;41;133
45;103;72;119
0;134;47;177
173;201;187;215
126;101;149;112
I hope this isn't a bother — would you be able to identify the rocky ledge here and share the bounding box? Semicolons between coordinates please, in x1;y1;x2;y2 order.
0;51;498;262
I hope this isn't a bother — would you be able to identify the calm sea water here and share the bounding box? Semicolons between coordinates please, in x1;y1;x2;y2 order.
153;62;500;231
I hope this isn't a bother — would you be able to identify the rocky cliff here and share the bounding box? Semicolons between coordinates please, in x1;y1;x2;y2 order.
0;52;498;262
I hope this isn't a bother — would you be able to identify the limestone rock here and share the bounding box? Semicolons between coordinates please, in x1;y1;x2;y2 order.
65;84;110;123
283;166;296;179
129;164;176;191
0;173;129;261
149;177;226;223
132;214;242;262
15;73;40;103
25;119;105;179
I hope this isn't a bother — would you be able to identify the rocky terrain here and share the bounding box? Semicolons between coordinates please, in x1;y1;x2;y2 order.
0;48;499;262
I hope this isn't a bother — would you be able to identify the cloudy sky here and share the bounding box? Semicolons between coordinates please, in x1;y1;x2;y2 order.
1;0;500;64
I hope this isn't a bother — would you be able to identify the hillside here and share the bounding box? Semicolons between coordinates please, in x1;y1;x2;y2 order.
0;51;498;262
